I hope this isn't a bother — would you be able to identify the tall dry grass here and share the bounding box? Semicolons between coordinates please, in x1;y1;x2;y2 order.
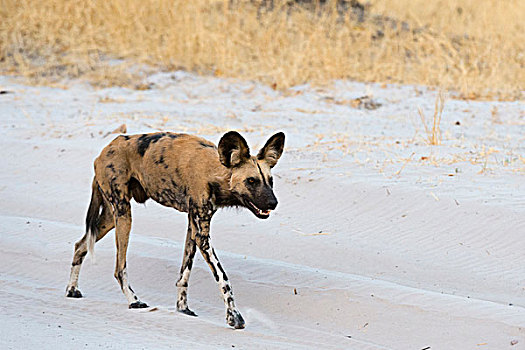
418;92;445;145
1;0;523;99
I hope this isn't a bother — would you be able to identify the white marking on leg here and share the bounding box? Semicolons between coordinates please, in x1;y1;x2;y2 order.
87;229;96;263
66;264;81;292
207;248;235;310
178;265;191;286
176;266;191;309
205;247;245;328
118;267;140;305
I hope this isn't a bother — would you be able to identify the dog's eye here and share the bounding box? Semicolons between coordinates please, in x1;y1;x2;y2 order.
246;177;259;185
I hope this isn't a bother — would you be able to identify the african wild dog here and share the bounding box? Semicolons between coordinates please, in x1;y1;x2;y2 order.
65;131;285;329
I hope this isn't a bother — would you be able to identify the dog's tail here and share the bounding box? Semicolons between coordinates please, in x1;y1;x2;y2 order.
85;178;103;260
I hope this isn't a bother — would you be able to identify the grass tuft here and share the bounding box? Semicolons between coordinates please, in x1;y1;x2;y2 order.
418;92;445;146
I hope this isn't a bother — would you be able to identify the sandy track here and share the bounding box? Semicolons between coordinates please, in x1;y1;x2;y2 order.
0;73;524;349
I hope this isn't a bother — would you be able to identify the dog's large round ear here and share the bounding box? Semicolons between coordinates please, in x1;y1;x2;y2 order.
218;131;251;168
257;132;285;168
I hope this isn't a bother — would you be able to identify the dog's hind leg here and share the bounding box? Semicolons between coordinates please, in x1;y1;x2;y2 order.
176;217;198;316
192;212;245;329
113;201;148;309
66;184;115;298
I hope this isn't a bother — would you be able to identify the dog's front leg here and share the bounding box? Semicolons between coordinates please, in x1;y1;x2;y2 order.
193;213;245;329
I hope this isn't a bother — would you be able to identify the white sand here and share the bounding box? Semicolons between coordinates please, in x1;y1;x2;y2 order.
0;72;524;349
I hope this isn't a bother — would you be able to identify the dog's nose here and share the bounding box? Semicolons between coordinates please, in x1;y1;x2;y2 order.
268;196;278;210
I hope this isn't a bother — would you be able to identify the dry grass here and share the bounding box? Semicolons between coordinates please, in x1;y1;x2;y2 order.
1;0;523;99
418;92;445;145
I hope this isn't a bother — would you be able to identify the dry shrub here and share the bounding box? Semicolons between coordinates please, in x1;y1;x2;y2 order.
0;0;523;99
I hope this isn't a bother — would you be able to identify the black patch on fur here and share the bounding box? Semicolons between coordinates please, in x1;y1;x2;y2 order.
155;183;188;210
199;141;215;149
137;133;166;157
208;182;221;201
106;163;116;173
213;250;229;281
155;154;165;165
180;230;197;275
208;182;240;207
123;135;130;140
201;248;220;282
115;202;130;217
256;163;268;186
100;186;113;203
159;188;176;204
189;243;197;257
128;177;148;203
116;271;124;289
109;180;122;200
113;189;122;200
72;250;87;266
168;133;181;139
107;149;115;156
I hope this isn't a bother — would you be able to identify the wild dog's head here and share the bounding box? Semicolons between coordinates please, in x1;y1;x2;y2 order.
218;131;285;219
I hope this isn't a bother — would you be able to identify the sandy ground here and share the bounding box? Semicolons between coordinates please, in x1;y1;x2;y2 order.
0;72;524;349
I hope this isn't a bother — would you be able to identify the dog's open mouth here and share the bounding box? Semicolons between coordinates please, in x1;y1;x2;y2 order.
247;200;271;218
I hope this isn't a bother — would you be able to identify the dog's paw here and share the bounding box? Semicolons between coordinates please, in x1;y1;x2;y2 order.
66;286;83;298
226;309;245;329
129;301;149;309
178;308;198;317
